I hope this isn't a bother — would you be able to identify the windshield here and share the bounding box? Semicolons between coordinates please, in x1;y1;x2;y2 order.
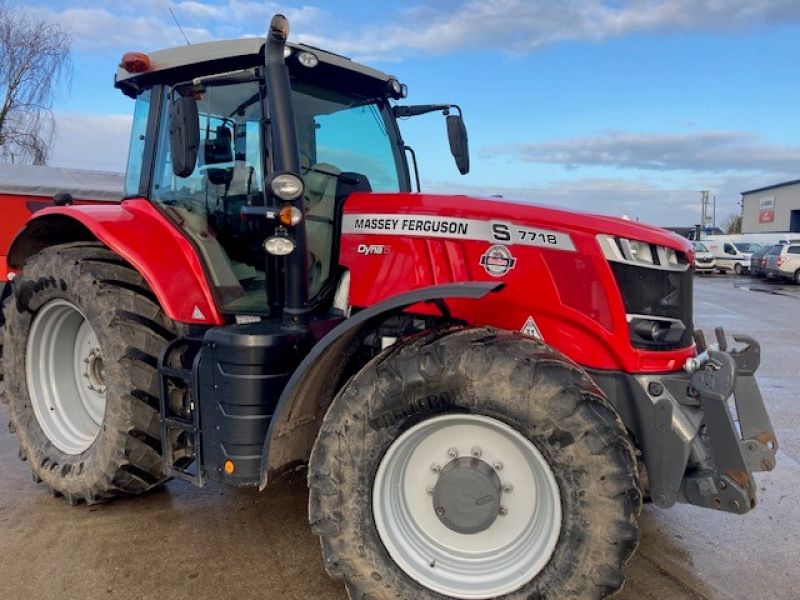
734;242;760;252
292;82;407;192
693;242;709;252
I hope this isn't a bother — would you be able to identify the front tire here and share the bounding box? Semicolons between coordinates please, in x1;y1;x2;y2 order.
309;328;641;600
2;243;174;504
734;263;743;275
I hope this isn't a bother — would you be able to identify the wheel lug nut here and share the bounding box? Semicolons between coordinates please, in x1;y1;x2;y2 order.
503;483;514;493
430;463;441;474
493;462;503;471
498;506;508;516
435;506;446;516
471;446;482;458
447;447;458;460
426;485;434;496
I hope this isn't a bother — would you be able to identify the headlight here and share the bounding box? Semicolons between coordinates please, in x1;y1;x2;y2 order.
269;172;304;202
264;235;296;256
597;235;687;271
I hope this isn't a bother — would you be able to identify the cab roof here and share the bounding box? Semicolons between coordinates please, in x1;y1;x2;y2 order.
115;38;395;96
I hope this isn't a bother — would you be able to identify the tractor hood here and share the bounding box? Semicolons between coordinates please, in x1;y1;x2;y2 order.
343;192;693;255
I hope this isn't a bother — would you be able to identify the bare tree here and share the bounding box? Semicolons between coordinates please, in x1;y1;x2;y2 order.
0;2;71;165
723;213;742;234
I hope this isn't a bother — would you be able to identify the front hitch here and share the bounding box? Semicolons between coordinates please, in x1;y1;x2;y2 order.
682;330;778;514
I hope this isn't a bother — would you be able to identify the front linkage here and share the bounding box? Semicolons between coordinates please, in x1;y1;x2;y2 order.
683;329;777;514
594;327;777;515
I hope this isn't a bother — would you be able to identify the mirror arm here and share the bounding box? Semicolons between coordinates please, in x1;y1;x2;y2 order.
393;104;451;118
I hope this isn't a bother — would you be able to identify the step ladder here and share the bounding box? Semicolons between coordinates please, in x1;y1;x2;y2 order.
158;337;205;486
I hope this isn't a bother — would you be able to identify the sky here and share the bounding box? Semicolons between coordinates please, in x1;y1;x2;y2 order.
23;0;800;227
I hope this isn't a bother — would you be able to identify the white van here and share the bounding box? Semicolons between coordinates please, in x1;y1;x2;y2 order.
704;240;750;274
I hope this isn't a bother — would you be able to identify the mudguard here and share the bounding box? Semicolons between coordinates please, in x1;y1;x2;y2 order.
6;199;223;325
259;281;503;488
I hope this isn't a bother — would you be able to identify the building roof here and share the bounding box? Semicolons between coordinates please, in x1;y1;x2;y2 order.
0;164;123;202
741;179;800;196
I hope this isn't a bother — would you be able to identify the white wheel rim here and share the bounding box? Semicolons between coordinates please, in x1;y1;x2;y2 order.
26;300;107;455
372;414;562;599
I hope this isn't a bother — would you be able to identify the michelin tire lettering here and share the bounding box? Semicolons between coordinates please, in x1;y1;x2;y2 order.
343;213;576;251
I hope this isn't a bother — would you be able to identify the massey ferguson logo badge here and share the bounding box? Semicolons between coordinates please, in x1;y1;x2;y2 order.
357;244;390;256
480;245;516;277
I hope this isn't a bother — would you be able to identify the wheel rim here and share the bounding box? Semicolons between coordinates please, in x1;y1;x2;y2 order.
372;414;562;599
735;264;742;274
26;300;107;455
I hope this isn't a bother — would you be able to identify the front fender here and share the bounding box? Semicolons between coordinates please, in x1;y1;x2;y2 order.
7;199;223;325
259;281;503;488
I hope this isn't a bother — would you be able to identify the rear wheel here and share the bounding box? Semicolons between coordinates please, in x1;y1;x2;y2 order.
309;327;641;600
2;243;174;504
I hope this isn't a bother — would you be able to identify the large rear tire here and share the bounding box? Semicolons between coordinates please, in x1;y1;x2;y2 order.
2;243;174;504
309;327;641;600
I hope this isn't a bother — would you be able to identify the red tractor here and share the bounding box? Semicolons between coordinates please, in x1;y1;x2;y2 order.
0;15;777;600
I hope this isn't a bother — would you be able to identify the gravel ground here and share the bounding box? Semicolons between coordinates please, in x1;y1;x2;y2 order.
0;273;796;599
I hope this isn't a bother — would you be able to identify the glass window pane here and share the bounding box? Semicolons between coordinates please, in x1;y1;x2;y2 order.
124;89;151;198
151;82;270;314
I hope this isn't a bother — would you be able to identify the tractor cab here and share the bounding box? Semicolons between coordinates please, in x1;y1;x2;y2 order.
116;34;464;318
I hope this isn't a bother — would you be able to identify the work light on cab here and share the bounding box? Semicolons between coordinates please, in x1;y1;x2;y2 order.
296;51;319;68
269;172;304;202
264;235;296;256
120;52;150;74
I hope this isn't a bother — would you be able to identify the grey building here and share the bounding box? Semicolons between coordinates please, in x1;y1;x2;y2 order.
741;179;800;233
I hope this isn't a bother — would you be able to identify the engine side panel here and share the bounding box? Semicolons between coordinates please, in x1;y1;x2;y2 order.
340;192;694;373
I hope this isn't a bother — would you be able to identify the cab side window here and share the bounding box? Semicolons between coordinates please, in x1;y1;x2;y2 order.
788;246;800;255
123;89;152;198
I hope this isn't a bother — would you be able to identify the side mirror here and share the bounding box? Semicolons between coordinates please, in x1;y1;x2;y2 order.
446;113;470;175
169;93;199;178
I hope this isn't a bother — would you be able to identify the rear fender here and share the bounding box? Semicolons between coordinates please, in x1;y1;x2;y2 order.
259;281;503;488
6;199;223;325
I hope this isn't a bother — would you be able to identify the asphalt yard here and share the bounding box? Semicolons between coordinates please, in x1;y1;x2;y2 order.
0;273;797;599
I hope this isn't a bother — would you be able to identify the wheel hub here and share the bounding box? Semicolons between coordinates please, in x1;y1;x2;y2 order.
432;457;502;534
373;414;562;599
26;300;107;455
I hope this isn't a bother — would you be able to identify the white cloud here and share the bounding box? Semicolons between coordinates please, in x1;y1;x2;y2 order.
27;1;800;57
487;130;800;173
49;113;132;173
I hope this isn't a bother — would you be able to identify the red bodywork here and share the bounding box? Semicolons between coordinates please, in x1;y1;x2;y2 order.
8;191;695;373
6;199;223;325
339;193;696;373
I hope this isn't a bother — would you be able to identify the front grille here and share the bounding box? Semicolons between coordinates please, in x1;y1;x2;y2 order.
610;263;694;350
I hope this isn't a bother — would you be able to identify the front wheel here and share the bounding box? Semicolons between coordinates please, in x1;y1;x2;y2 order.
734;263;743;275
309;328;641;600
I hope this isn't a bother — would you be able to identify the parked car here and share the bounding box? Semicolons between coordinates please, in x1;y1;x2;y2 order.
749;244;773;277
692;241;716;274
765;242;800;284
705;240;751;274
